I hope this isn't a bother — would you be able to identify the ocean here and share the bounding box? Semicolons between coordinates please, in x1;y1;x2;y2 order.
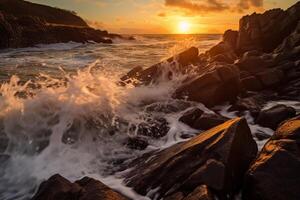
0;34;297;200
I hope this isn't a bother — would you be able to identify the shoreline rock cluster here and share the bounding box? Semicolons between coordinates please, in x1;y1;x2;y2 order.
0;0;127;49
15;1;300;200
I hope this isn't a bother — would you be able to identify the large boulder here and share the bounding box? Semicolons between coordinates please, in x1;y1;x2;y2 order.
243;116;300;200
31;174;128;200
256;104;296;130
124;118;258;199
173;65;241;107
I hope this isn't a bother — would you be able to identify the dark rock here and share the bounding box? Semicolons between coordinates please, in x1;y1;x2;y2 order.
125;137;148;150
124;118;258;199
211;54;234;64
120;66;143;83
174;65;240;107
237;2;300;54
223;29;238;49
243;116;300;200
136;117;170;138
256;104;296;130
192;113;228;130
236;56;273;73
241;76;263;91
31;174;128;200
256;69;284;87
229;94;268;118
179;108;204;127
122;47;199;85
179;108;228;130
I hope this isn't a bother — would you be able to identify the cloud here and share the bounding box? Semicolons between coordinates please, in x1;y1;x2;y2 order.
164;0;264;14
158;12;167;17
237;0;263;11
165;0;229;13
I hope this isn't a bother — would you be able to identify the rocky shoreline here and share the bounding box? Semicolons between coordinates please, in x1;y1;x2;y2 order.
11;1;300;200
0;0;128;49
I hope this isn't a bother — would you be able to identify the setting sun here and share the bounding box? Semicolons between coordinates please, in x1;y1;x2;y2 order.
178;21;191;34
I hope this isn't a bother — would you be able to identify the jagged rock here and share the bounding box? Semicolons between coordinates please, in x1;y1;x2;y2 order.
223;29;238;49
31;174;128;200
243;116;300;200
237;2;300;54
256;104;296;130
173;65;240;107
124;118;258;199
121;47;199;85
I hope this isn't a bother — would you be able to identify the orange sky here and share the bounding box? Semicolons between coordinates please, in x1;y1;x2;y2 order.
29;0;298;34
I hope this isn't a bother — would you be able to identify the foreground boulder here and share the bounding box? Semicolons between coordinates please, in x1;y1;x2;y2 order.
31;174;128;200
244;116;300;200
124;118;258;199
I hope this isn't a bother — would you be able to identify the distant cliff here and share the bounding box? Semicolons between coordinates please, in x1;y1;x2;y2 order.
0;0;124;48
0;0;88;27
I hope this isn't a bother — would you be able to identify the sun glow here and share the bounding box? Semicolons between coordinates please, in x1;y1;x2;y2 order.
178;21;191;34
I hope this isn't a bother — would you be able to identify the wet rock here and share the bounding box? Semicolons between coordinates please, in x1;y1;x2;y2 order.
229;94;269;118
0;131;8;153
174;65;240;107
136;117;170;138
179;108;228;131
145;100;191;114
124;118;258;199
243;116;300;200
192;113;228;130
122;47;199;85
125;137;148;150
31;174;128;200
179;108;204;127
256;104;296;130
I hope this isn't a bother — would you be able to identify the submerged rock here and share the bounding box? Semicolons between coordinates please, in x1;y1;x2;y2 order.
244;116;300;200
179;108;228;131
124;118;258;199
31;174;128;200
256;104;296;130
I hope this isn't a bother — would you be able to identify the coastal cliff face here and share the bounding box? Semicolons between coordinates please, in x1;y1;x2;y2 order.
0;0;121;48
28;1;300;200
0;0;88;27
